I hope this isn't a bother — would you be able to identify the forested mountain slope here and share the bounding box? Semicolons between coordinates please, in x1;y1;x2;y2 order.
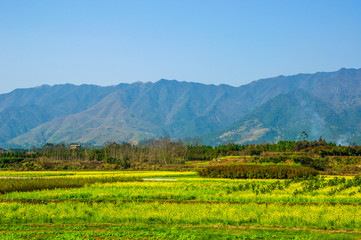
1;68;361;147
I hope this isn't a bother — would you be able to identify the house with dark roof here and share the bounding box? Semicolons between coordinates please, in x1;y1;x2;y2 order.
70;144;81;150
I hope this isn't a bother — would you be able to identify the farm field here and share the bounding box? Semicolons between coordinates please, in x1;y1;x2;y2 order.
0;171;361;239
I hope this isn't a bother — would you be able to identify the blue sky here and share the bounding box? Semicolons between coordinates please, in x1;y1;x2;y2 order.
1;0;361;93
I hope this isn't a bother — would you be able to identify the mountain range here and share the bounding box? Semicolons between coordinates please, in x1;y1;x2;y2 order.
1;68;361;148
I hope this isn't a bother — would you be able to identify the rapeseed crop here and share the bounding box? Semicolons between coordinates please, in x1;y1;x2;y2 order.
1;171;361;239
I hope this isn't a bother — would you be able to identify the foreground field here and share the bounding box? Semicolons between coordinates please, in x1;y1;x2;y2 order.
0;171;361;239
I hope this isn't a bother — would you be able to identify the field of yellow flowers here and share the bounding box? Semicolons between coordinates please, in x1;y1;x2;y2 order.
0;171;361;239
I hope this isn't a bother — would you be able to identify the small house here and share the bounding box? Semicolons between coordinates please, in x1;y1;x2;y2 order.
69;144;81;150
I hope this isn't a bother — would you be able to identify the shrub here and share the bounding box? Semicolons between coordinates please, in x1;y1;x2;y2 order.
197;164;319;179
292;156;329;171
0;157;24;168
0;176;139;194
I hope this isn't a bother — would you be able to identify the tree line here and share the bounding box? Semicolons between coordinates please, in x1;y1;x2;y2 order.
2;136;361;170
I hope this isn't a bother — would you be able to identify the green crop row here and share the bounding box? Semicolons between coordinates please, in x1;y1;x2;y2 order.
197;164;319;179
1;201;361;231
0;176;139;194
2;176;361;205
1;223;359;240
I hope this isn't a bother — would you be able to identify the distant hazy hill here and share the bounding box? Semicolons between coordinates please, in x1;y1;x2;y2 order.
205;90;348;145
205;68;361;145
1;68;361;147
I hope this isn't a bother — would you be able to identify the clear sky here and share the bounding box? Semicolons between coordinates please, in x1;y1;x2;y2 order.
1;0;361;94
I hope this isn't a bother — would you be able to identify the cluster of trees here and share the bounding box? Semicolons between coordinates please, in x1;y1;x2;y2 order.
39;137;188;167
0;136;360;171
15;137;332;162
311;146;361;157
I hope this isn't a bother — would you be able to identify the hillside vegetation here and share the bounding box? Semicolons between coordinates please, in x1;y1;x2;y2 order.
2;137;361;175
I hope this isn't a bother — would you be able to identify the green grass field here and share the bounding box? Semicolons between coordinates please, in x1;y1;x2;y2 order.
0;171;361;239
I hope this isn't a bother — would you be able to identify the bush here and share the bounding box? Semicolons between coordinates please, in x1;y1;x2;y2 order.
0;157;24;168
197;164;319;179
292;156;329;171
0;176;139;194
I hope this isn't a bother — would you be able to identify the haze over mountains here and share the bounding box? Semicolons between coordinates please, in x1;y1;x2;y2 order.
1;68;361;148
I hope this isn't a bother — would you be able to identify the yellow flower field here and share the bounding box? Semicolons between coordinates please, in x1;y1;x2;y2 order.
0;171;361;239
